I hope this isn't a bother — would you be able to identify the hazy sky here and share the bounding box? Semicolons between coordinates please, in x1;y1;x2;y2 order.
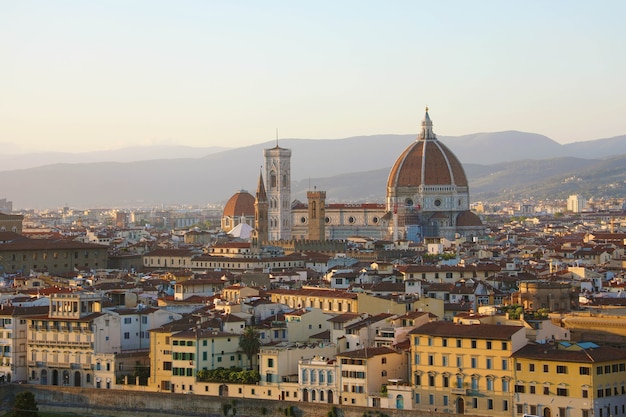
2;1;625;153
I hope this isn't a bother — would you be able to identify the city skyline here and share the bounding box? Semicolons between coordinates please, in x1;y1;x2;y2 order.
2;1;625;153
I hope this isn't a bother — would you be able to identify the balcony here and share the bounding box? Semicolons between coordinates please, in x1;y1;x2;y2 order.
451;387;467;395
29;339;92;348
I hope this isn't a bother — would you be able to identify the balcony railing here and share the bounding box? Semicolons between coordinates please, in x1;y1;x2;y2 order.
451;387;467;395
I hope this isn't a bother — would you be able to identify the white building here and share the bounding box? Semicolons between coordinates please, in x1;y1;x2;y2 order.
567;194;587;213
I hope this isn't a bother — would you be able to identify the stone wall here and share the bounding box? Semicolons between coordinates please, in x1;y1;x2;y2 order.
0;385;477;417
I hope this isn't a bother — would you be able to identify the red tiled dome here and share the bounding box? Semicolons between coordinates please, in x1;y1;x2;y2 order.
223;191;255;217
456;210;482;227
387;109;468;189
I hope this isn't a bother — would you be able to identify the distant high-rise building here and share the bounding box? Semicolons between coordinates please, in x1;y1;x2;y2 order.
567;194;587;213
0;198;13;214
264;144;292;241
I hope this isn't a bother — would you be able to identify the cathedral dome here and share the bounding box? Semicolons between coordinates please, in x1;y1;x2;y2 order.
387;109;468;189
456;210;483;227
223;190;255;218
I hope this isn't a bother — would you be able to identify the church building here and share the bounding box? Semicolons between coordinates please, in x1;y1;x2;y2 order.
223;108;483;243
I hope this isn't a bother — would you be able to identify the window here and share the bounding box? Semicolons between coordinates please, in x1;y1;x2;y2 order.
543;386;550;395
429;394;434;405
515;362;521;371
502;342;508;350
442;355;448;366
456;356;462;367
529;363;535;372
556;365;567;374
515;384;525;394
456;339;462;348
124;317;132;324
557;388;568;397
503;400;509;411
582;389;588;398
516;404;524;414
502;379;509;392
486;341;492;350
442;338;448;347
124;332;130;339
414;354;420;365
443;376;449;388
502;359;508;370
580;366;590;375
267;358;274;368
428;355;434;366
486;379;493;391
471;357;477;368
471;340;477;349
530;385;536;394
597;366;603;375
428;337;433;346
486;358;492;369
543;364;549;373
488;399;493;410
443;395;449;406
429;375;435;387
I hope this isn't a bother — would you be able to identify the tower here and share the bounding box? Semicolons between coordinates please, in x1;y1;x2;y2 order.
264;144;292;241
307;189;326;241
253;170;268;248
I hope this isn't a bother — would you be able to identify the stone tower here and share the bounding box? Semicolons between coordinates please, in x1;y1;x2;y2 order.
264;144;292;241
307;189;326;241
253;170;268;248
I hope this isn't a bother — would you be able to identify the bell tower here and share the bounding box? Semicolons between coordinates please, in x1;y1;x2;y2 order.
307;189;326;241
264;144;292;241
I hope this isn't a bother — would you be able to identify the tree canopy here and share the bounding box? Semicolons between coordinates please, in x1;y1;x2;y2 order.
239;326;261;370
12;391;39;417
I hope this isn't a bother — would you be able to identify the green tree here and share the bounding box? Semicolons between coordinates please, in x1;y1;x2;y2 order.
239;326;261;370
12;391;39;417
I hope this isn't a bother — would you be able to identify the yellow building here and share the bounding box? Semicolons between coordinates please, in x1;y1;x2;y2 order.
26;292;110;388
512;341;626;417
268;288;359;314
409;321;526;416
335;346;406;408
149;322;242;393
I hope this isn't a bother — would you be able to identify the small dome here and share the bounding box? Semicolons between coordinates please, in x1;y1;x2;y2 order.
387;109;468;189
456;210;483;227
223;190;255;218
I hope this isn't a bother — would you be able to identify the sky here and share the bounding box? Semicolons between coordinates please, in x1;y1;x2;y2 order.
1;1;625;154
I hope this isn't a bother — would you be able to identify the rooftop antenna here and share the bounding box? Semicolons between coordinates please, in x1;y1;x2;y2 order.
276;128;279;147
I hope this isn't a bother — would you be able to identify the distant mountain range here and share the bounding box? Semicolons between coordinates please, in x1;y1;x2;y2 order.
2;131;626;210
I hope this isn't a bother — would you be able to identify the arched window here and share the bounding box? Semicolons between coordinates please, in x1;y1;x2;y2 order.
270;172;277;189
